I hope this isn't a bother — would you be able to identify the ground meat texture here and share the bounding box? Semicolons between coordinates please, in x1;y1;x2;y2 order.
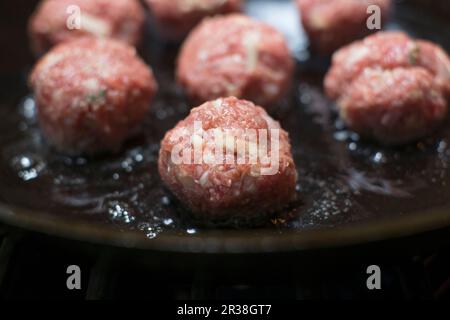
177;14;294;107
29;0;145;56
29;37;157;155
339;68;447;145
145;0;242;41
325;32;450;100
296;0;391;54
158;97;298;224
324;31;450;145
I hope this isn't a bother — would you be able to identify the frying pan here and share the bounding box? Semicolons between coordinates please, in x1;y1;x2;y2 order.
0;0;449;256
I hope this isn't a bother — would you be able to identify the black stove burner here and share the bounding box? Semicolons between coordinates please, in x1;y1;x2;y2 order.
0;224;448;300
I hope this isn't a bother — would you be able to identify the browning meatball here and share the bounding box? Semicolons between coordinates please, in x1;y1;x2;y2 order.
296;0;391;54
29;0;145;55
145;0;242;40
158;97;298;224
177;14;294;107
324;31;450;145
29;37;157;155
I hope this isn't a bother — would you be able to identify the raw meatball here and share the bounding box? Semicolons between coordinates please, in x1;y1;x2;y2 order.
145;0;242;40
29;37;157;155
325;32;450;100
324;32;450;145
29;0;145;55
177;14;294;107
158;97;298;224
338;68;447;145
296;0;391;54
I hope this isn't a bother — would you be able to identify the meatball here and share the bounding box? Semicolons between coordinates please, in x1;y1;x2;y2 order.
296;0;391;54
339;68;447;145
29;37;157;155
325;32;450;100
145;0;242;41
324;32;450;145
29;0;145;55
177;14;294;107
158;97;298;224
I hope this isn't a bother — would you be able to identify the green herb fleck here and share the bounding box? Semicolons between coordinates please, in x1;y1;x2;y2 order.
86;89;106;104
408;43;420;65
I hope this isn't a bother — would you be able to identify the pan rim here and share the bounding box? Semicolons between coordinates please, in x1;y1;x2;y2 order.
1;200;449;254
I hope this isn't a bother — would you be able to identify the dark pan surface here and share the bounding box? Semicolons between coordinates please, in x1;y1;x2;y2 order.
0;0;449;253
